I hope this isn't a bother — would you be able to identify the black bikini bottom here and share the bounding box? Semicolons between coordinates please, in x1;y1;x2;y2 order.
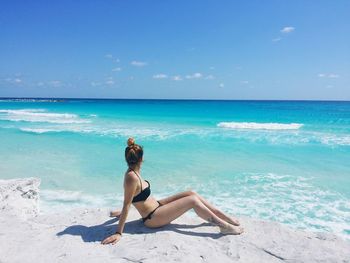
142;201;162;223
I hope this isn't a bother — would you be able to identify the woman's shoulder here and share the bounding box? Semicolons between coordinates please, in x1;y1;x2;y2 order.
124;170;139;184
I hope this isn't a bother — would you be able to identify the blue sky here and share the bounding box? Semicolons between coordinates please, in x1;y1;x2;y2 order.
0;0;349;100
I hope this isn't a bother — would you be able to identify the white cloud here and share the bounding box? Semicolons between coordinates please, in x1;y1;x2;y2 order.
49;80;61;87
131;61;148;67
240;80;249;84
112;67;122;72
153;74;168;79
90;82;102;87
105;54;120;63
318;73;340;78
205;75;215;80
219;83;224;88
329;73;340;78
4;78;22;84
281;26;295;33
104;76;116;85
271;26;293;43
172;75;183;81
105;80;115;85
185;73;202;79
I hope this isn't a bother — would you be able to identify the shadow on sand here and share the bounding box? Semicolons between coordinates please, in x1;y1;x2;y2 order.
57;217;224;242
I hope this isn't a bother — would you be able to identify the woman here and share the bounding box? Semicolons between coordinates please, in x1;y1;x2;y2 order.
102;138;244;245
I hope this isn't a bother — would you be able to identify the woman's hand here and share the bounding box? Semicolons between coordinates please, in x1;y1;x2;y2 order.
101;233;121;245
110;210;122;217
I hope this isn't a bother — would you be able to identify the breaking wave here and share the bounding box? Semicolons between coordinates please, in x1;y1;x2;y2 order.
0;109;90;124
217;122;303;130
205;173;350;240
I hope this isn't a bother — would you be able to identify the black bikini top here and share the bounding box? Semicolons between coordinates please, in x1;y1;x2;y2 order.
130;169;151;203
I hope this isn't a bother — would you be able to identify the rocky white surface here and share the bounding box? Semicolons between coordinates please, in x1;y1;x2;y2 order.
0;178;349;263
0;178;40;219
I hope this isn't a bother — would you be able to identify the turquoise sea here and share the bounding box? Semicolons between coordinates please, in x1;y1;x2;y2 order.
0;99;349;239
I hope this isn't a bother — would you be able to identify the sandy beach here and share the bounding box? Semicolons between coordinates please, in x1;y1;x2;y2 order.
0;178;349;263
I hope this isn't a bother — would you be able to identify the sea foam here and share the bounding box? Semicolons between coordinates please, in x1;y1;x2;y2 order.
16;124;350;146
0;109;90;124
39;189;123;212
207;172;350;240
217;122;303;130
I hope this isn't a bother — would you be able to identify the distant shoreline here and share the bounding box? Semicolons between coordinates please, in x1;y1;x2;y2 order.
1;97;350;103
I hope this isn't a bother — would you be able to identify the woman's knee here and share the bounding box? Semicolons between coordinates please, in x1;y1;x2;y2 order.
187;190;198;197
188;195;201;207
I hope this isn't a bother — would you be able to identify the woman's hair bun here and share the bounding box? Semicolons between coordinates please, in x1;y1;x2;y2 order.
125;137;143;167
127;137;135;147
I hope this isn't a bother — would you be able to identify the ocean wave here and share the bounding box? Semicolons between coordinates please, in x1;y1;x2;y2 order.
39;189;123;212
318;134;350;146
217;122;303;130
16;125;350;146
3;109;348;146
0;109;90;124
19;125;183;140
20;128;59;134
205;173;350;240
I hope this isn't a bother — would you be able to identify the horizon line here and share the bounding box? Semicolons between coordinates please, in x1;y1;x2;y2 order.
0;97;349;102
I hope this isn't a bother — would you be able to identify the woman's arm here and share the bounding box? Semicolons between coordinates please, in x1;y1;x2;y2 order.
102;174;138;245
115;176;137;233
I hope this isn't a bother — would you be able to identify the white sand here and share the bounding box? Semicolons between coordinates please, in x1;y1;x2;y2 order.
0;178;349;263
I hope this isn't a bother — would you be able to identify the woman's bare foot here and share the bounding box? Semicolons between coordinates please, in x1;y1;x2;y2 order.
213;210;240;226
219;223;244;235
109;210;121;217
226;217;240;226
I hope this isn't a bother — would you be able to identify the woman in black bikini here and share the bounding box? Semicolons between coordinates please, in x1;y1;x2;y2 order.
102;138;243;245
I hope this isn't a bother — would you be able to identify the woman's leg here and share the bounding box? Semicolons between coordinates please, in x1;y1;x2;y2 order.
157;190;193;205
158;190;240;226
109;210;121;217
145;195;243;235
192;192;240;226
